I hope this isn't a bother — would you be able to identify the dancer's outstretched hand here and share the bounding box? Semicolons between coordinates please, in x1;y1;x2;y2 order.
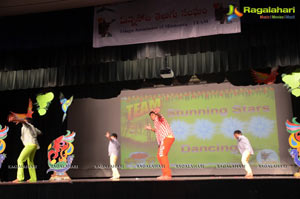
153;108;160;114
105;132;110;138
145;124;152;131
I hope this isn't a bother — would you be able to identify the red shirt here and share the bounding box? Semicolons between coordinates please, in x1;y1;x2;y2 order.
153;115;174;145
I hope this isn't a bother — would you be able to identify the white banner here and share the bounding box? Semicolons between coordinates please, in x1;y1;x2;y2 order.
93;0;241;48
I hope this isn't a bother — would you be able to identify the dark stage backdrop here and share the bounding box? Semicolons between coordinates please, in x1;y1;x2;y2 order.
68;83;295;178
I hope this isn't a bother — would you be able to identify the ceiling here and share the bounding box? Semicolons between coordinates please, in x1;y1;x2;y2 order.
0;0;130;16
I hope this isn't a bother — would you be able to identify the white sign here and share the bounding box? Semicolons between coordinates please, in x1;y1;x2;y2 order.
93;0;241;48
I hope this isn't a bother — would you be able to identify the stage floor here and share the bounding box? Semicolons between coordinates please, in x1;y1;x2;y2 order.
0;175;295;184
0;175;299;185
1;175;299;199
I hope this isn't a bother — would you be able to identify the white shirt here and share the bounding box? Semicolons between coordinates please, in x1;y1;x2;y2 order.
108;137;120;156
237;135;254;155
21;122;41;149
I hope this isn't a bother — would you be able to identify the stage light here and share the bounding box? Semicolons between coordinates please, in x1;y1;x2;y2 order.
160;68;174;78
160;55;174;79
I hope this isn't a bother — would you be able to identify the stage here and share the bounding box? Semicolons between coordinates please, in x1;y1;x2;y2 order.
1;175;299;199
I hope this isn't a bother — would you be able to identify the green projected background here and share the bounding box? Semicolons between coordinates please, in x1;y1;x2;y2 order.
121;85;280;169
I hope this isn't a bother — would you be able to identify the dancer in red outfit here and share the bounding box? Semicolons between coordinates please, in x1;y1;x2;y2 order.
145;108;175;180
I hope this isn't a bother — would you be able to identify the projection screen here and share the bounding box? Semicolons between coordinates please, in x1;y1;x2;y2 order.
68;83;294;178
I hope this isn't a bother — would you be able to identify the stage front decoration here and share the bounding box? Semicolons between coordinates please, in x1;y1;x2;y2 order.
60;93;73;122
251;67;278;85
285;117;300;177
0;125;9;169
282;71;300;97
36;92;54;116
7;98;33;124
47;130;76;181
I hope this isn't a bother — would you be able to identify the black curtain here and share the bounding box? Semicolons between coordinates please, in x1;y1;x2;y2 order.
0;7;299;91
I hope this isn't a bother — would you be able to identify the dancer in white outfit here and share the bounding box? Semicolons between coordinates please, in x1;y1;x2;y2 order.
105;132;120;180
234;130;254;178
